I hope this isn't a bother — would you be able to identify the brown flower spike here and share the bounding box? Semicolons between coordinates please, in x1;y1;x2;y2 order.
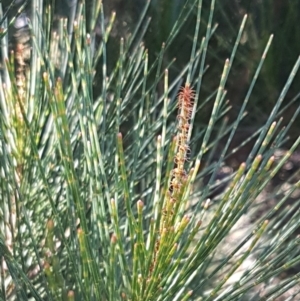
160;83;195;229
149;84;195;278
171;83;194;197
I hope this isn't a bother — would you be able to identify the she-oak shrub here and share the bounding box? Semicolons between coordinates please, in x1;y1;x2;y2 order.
1;0;300;300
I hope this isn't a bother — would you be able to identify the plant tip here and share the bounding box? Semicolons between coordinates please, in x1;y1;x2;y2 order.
86;33;91;44
43;261;50;269
240;162;246;169
111;233;117;244
256;154;263;160
204;199;210;209
121;292;126;299
46;219;54;229
137;200;144;209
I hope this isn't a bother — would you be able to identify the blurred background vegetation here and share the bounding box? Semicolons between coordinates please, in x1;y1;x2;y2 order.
3;0;300;160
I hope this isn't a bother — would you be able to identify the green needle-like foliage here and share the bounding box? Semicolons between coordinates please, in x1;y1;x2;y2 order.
1;0;300;300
